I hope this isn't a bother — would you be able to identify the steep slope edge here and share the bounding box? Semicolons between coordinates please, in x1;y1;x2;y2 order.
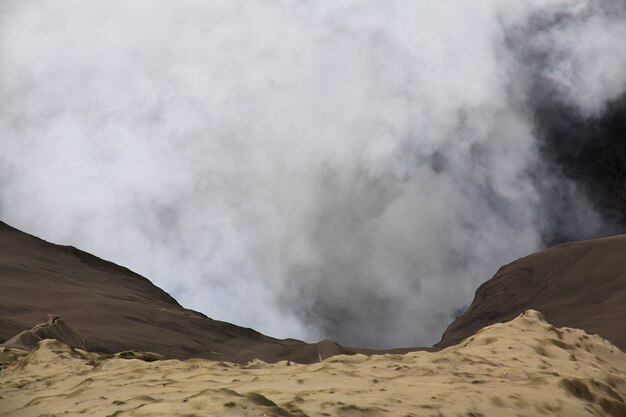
436;234;626;350
0;221;354;363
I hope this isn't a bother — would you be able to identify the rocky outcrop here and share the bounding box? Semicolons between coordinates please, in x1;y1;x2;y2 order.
1;315;85;351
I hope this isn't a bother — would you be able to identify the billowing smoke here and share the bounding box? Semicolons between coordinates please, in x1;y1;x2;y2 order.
0;0;624;347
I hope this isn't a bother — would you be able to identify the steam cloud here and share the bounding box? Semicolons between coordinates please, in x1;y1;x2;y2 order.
1;0;624;347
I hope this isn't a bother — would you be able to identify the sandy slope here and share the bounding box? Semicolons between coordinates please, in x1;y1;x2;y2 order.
0;221;359;363
1;310;625;417
437;234;626;351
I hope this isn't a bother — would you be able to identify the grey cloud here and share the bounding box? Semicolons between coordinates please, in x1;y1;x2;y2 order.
0;0;624;347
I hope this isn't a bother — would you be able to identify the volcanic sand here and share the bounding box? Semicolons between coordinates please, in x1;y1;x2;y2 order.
1;310;625;417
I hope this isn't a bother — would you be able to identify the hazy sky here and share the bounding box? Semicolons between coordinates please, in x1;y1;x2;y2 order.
1;0;625;347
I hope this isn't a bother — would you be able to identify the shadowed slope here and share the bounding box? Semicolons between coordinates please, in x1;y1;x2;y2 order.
0;221;355;363
437;234;626;350
3;220;626;364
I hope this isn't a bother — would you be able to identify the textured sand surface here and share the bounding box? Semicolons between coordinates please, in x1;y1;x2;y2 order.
1;310;625;417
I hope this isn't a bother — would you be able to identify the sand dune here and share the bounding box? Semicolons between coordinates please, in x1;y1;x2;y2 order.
1;310;624;417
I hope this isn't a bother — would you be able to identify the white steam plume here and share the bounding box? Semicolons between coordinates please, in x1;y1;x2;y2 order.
0;0;624;347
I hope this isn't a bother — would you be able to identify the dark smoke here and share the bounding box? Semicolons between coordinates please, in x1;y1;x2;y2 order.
508;2;626;245
535;95;626;244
